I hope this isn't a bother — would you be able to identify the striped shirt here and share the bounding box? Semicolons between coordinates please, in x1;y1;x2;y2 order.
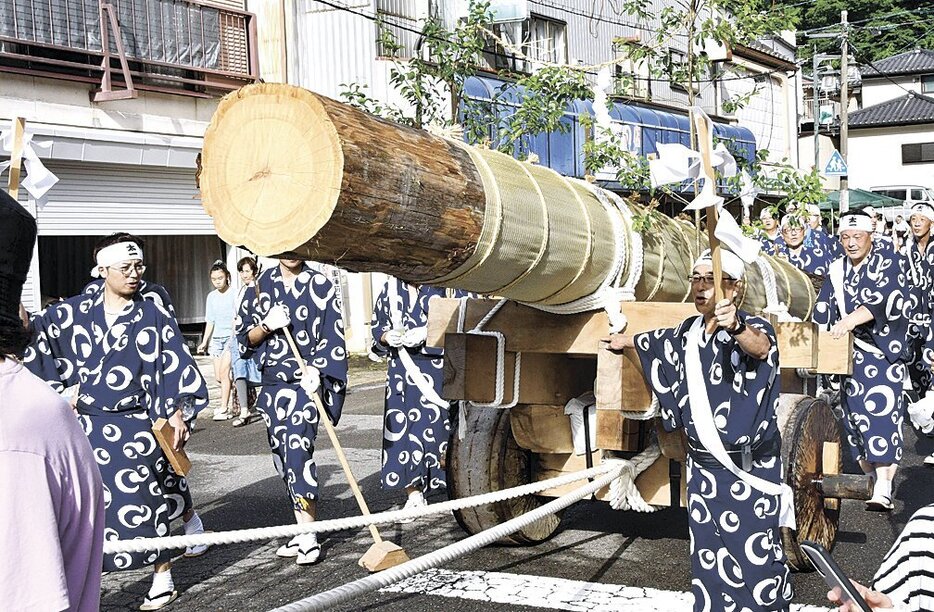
873;504;934;612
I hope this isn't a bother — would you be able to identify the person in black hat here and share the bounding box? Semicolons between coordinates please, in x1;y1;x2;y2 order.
0;190;105;611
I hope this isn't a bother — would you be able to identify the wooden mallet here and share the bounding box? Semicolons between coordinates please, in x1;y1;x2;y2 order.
282;327;410;572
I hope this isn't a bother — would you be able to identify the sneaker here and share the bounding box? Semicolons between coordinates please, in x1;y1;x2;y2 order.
139;590;178;611
398;491;427;524
212;410;232;421
276;536;301;558
866;494;894;512
296;535;321;566
924;454;934;466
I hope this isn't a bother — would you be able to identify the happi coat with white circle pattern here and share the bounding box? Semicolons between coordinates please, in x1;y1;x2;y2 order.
23;290;208;571
371;279;467;492
235;264;347;511
813;248;910;464
634;314;793;612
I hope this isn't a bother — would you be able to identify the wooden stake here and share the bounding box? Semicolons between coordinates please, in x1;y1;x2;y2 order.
7;117;25;200
693;111;723;302
282;327;409;572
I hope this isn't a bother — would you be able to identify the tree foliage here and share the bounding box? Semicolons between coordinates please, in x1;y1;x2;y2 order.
775;0;934;63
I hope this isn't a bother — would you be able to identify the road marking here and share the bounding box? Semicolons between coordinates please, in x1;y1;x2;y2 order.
350;382;385;393
381;568;832;611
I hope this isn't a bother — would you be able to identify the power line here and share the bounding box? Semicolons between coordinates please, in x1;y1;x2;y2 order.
799;6;933;35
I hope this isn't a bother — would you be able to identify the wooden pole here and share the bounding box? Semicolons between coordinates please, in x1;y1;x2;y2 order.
693;111;724;303
7;117;25;200
282;327;382;543
282;326;410;572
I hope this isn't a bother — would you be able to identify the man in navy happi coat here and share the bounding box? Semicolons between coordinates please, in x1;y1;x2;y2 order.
371;277;467;514
607;249;794;612
236;256;347;565
813;210;911;511
24;236;209;610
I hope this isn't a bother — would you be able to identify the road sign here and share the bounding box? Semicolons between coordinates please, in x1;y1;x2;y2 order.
824;150;848;176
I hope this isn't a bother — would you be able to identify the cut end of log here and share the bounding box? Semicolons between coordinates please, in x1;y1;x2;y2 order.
200;83;343;256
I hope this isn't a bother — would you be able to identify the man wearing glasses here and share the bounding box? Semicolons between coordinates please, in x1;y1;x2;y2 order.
23;234;210;610
81;233;175;317
774;214;832;277
813;210;911;512
605;249;793;612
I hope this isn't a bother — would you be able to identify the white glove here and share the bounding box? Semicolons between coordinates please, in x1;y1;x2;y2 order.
262;304;290;331
384;328;405;348
299;365;321;395
402;326;428;348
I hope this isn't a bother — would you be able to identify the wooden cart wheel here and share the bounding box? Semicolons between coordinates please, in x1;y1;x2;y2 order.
776;393;843;572
447;405;562;545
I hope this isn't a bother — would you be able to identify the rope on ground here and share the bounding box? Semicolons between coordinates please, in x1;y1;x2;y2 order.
268;464;626;612
102;461;628;555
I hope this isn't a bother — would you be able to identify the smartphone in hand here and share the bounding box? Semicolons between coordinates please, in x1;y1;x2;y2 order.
800;540;872;612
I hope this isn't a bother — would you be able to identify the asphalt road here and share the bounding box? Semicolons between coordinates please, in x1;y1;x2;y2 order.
99;362;934;612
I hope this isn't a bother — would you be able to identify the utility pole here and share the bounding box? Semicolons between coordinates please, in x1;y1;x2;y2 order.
839;10;849;213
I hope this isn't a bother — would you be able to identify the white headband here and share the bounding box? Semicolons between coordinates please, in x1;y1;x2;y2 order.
806;204;820;215
693;249;745;280
910;203;934;222
90;242;144;277
838;214;874;235
780;215;805;230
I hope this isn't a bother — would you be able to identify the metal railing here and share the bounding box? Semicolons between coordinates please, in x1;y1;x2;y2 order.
0;0;258;99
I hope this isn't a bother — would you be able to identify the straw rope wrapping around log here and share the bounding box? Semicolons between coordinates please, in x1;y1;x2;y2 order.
199;83;817;319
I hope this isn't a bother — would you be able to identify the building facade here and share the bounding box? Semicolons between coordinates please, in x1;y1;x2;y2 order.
3;0;258;322
847;50;934;192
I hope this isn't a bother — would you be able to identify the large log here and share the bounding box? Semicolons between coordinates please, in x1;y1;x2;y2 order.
200;83;815;317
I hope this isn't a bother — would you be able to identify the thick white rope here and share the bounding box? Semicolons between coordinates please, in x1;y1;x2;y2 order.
620;394;660;421
606;443;661;512
102;460;623;555
269;465;625;612
754;256;797;321
455;298;522;409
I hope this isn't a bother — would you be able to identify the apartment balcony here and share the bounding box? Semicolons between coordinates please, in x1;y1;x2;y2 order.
0;0;259;100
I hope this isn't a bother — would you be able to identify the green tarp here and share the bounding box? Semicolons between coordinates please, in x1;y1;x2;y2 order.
818;188;904;211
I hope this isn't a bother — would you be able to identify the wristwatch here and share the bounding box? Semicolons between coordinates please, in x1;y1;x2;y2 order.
727;317;746;336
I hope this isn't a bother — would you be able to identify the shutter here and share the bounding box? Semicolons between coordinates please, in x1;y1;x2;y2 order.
903;143;922;164
36;161;214;235
19;198;41;313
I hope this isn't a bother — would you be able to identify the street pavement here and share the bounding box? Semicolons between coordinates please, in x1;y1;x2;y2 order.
98;357;934;611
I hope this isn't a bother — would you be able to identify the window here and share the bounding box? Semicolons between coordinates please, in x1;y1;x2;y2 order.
667;48;698;93
482;14;566;73
522;15;567;66
613;43;650;99
923;75;934;94
902;142;934;165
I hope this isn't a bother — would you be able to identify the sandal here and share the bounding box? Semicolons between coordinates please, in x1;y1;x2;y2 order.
140;590;178;611
232;415;251;427
866;494;894;512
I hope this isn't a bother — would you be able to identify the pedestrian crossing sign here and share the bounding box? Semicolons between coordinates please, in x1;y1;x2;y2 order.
824;150;848;176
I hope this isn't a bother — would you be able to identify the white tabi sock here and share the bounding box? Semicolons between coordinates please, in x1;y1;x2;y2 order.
872;475;892;500
184;512;204;535
149;569;174;597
